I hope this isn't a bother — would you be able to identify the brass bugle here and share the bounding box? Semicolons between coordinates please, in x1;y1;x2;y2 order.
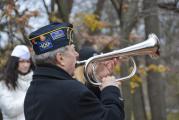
76;33;160;86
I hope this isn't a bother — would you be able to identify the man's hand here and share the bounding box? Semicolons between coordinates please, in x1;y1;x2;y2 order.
99;76;122;91
95;58;118;81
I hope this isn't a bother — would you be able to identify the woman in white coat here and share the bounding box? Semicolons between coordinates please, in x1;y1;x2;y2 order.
0;45;33;120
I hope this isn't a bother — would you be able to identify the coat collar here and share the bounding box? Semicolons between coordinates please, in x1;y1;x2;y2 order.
33;64;73;80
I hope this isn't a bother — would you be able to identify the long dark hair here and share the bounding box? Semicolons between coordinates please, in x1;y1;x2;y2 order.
3;56;34;90
3;56;19;90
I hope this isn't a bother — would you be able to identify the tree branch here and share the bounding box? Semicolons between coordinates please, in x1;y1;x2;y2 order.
42;0;50;15
158;1;179;13
110;0;122;19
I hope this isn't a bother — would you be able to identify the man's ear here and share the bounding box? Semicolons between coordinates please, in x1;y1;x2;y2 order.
56;52;65;66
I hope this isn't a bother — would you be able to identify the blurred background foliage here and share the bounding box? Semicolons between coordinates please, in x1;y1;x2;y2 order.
0;0;179;120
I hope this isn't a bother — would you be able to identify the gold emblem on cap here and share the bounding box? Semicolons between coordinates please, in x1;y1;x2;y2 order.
39;35;46;41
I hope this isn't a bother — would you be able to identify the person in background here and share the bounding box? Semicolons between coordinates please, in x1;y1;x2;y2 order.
24;22;124;120
74;46;99;84
0;45;33;120
74;46;103;98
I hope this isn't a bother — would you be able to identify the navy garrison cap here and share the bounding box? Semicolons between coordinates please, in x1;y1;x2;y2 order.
29;22;73;55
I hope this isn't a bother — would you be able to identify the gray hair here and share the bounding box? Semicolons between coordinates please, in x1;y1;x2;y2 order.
32;46;68;66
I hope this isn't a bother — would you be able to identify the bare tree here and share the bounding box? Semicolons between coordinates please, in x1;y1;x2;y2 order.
0;0;38;46
110;0;147;120
143;0;167;120
45;0;74;22
94;0;105;17
158;0;179;13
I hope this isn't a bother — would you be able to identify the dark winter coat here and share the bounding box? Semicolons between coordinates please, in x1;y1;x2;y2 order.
24;64;124;120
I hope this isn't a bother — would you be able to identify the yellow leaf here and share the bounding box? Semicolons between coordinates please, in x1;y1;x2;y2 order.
83;13;106;32
138;66;147;76
148;64;158;72
131;75;142;83
157;64;168;73
114;65;121;74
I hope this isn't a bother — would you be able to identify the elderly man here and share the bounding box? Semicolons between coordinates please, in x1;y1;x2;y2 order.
24;22;124;120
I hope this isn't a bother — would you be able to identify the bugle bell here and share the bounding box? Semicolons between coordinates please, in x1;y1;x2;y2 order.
76;33;160;86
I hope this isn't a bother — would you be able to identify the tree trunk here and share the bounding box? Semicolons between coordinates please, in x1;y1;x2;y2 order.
132;85;147;120
121;63;132;120
0;111;2;120
94;0;105;17
55;0;73;22
110;0;141;119
119;0;141;120
143;0;167;120
132;58;147;120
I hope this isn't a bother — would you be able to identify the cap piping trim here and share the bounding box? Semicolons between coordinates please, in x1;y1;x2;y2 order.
29;27;74;41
